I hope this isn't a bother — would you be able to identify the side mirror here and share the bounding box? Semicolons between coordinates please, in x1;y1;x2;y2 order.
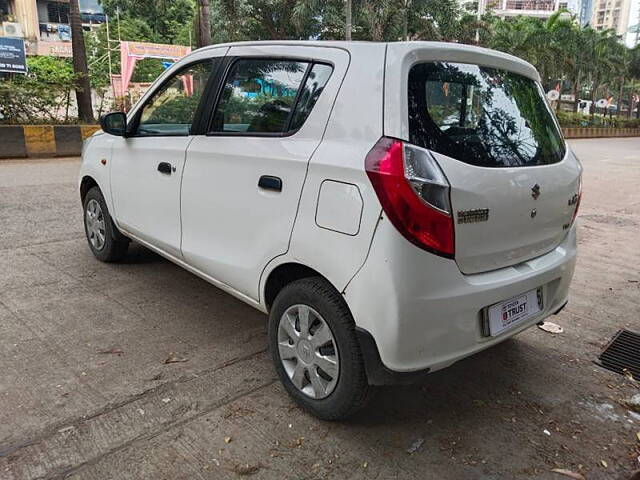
100;112;128;137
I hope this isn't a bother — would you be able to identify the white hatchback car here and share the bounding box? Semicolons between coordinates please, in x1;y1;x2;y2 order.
80;41;581;419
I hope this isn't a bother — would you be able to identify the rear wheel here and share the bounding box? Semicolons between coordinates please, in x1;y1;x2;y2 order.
83;187;129;262
268;277;370;420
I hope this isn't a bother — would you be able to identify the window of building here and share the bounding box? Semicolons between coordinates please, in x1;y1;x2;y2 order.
0;0;10;17
47;1;70;23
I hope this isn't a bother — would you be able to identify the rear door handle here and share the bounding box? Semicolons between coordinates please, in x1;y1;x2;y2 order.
157;162;173;175
258;175;282;192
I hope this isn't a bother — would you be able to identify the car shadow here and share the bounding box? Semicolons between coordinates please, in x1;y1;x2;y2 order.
349;337;559;428
112;242;562;439
116;241;165;265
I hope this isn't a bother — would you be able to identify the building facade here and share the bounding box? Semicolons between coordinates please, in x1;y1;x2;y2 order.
590;0;632;35
483;0;581;18
579;0;594;25
0;0;104;57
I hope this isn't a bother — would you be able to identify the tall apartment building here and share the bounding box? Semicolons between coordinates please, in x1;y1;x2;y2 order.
470;0;581;18
0;0;104;57
630;3;639;46
579;0;594;25
590;0;632;35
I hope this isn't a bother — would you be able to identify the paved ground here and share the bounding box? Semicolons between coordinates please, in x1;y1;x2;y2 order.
0;138;639;480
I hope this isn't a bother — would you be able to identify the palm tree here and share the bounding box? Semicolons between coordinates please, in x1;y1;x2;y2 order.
545;13;586;112
69;0;93;122
615;48;630;117
361;0;399;41
346;0;353;40
198;0;212;47
586;29;623;115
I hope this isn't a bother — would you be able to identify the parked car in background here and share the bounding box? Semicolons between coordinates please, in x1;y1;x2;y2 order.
79;41;582;419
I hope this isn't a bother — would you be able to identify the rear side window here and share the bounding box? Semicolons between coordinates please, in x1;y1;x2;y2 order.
408;62;566;168
290;63;333;131
210;59;332;135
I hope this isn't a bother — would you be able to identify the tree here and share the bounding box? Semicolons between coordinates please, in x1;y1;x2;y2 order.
411;0;463;41
70;0;94;122
361;0;400;41
198;0;212;47
99;0;196;43
292;0;349;40
12;0;640;125
346;0;352;40
85;17;165;84
220;0;323;40
0;57;76;124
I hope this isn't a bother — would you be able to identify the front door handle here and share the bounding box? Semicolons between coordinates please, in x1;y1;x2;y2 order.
258;175;282;192
157;162;173;175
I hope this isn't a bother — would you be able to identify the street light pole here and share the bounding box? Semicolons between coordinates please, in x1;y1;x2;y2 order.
475;0;485;45
345;0;352;41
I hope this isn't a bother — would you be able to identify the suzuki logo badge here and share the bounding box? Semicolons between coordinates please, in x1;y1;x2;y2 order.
531;184;541;200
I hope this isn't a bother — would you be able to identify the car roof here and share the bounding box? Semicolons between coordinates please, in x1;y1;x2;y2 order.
196;40;538;81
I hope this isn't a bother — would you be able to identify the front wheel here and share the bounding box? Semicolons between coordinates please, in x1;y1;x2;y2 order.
83;186;129;262
268;277;370;420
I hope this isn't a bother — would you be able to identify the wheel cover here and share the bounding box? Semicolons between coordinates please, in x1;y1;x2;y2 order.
85;199;106;251
277;304;339;399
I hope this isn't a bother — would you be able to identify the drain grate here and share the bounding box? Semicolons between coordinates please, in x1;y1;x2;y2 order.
596;329;640;380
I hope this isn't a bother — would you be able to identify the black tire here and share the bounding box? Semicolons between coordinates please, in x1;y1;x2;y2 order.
83;186;129;262
268;277;370;420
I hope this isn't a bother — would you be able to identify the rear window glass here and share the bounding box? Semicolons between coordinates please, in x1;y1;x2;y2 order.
408;62;566;168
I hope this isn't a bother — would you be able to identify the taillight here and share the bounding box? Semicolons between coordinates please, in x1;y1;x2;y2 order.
365;137;454;258
570;175;582;226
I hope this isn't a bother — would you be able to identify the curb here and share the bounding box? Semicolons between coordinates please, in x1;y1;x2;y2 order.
0;125;101;159
562;127;640;139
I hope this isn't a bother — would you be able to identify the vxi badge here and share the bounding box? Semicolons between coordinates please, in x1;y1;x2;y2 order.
457;208;490;224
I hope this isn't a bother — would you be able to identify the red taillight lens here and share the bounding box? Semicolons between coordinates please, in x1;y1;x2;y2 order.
365;137;455;258
571;175;582;226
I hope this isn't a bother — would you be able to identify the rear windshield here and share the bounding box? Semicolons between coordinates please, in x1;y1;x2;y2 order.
408;62;566;168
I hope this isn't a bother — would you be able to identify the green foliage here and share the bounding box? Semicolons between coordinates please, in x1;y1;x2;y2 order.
214;0;325;41
99;0;196;43
85;16;166;85
3;0;640;124
0;57;77;124
143;94;202;124
85;0;637;119
556;110;640;128
27;56;76;85
483;12;640;115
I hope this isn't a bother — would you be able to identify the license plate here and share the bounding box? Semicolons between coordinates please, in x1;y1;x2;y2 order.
486;288;542;336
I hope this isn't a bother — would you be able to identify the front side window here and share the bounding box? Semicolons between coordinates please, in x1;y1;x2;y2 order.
210;59;316;134
408;62;566;167
137;61;212;136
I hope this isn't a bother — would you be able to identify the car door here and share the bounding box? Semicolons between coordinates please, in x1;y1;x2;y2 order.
181;45;349;300
109;52;224;258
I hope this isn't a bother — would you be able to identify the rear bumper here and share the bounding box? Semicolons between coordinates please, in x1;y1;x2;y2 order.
344;219;577;378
